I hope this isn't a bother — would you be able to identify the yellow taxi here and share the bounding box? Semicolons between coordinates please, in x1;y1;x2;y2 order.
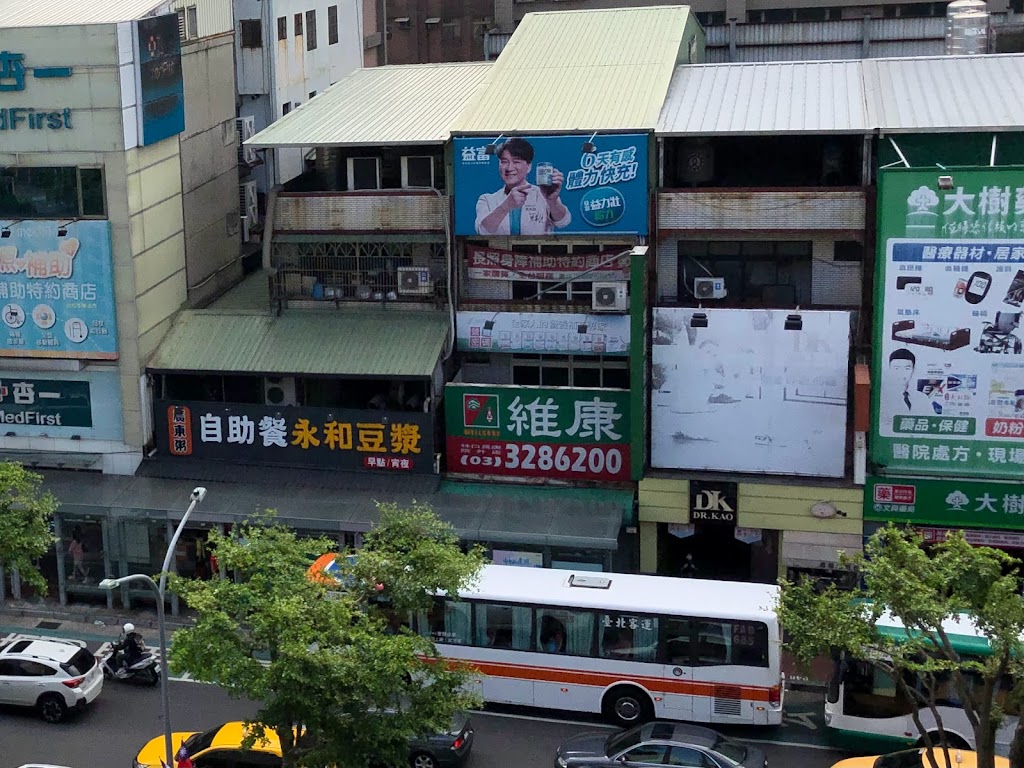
832;748;1010;768
133;721;283;768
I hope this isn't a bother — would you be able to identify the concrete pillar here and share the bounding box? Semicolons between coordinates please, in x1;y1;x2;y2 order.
639;522;659;573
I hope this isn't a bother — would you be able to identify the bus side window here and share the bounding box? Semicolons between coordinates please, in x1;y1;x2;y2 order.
843;661;914;718
474;602;532;651
599;614;658;662
416;597;471;646
536;608;595;656
660;617;693;666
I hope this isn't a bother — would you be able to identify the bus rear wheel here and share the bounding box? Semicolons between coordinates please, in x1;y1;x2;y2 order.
603;685;654;728
918;732;971;750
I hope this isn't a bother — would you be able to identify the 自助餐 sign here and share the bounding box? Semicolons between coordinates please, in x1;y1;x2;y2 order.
155;401;434;473
866;475;1024;530
872;168;1024;479
444;384;630;482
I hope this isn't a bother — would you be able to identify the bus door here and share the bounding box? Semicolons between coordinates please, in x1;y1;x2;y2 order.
657;616;694;719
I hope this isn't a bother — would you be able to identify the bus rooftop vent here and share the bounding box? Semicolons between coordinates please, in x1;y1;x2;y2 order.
567;574;612;590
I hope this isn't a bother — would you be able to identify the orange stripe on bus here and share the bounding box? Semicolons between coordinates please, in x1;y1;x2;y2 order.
462;658;773;702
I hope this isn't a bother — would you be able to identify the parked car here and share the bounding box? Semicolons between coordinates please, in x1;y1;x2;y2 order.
133;714;474;768
0;636;103;723
831;748;1010;768
555;721;767;768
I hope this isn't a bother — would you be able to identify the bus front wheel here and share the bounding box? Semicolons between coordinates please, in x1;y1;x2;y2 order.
918;732;971;750
603;685;654;727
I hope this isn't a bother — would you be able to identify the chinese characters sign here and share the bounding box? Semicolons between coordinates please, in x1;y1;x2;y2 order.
457;311;629;356
444;384;630;482
465;244;629;282
453;134;649;236
865;475;1024;530
0;51;75;132
155;401;435;473
872;168;1024;479
0;220;118;359
0;369;122;440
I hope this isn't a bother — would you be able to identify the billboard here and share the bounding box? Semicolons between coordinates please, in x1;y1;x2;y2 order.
453;134;649;236
0;369;123;440
155;401;435;473
135;14;185;146
465;244;630;282
872;168;1024;479
0;220;118;359
865;475;1024;530
457;311;630;355
651;308;851;477
444;384;630;482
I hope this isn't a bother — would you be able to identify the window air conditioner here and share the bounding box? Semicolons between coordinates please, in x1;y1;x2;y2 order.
397;267;433;295
694;277;727;300
592;282;628;312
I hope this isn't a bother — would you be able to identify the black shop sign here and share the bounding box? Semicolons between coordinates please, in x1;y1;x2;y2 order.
689;480;738;525
154;400;435;474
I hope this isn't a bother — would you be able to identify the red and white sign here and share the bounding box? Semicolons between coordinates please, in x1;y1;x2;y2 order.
446;436;631;482
918;527;1024;550
873;483;917;505
465;245;629;282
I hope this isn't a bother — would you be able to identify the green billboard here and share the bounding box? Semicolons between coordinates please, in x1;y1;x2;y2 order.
872;167;1024;480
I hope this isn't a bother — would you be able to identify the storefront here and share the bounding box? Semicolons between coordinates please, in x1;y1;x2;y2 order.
639;475;864;582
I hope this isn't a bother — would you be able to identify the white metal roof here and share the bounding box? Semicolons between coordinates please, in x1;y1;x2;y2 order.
658;53;1024;136
459;564;779;620
864;53;1024;134
246;62;494;148
0;0;169;26
658;60;868;135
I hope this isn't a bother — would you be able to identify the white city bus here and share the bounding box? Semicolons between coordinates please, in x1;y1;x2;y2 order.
824;612;1017;755
413;564;784;727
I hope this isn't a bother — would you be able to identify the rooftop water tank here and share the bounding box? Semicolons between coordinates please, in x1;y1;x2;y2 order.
946;0;990;55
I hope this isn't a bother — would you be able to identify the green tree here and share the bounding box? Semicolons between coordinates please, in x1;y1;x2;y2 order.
0;462;57;594
778;525;1024;768
169;504;484;768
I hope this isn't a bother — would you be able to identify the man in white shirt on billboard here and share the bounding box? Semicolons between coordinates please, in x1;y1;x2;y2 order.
475;138;571;236
880;348;935;432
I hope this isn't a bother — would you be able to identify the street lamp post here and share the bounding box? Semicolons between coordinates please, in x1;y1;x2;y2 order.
99;486;207;767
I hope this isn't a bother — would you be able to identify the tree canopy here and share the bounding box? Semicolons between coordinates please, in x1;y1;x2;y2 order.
0;462;57;594
778;524;1024;768
169;504;485;768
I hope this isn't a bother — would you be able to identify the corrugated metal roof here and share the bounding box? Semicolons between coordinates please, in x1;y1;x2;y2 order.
658;60;868;135
452;6;692;134
246;62;493;148
148;309;450;377
0;0;167;26
864;53;1024;133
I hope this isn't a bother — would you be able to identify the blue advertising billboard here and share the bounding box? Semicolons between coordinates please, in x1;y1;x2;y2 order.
0;220;118;359
135;14;185;146
453;134;649;236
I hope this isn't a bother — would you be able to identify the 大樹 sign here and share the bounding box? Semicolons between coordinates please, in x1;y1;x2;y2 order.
0;51;75;131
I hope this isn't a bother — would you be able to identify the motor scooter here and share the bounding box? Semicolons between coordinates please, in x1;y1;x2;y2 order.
99;633;161;686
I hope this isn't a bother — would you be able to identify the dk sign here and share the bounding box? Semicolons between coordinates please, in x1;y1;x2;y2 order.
689;480;738;525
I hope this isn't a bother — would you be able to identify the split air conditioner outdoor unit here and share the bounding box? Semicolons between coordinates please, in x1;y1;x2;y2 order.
397;267;433;295
694;277;727;300
238;181;258;226
236;116;257;165
592;282;628;312
264;376;297;406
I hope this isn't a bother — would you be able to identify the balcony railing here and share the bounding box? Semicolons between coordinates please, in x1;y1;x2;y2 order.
273;191;448;234
270;265;448;307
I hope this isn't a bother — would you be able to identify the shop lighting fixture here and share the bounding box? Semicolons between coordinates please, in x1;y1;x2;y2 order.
483;320;495;330
577;324;588;334
57;219;76;237
0;229;9;238
581;132;598;154
937;175;954;190
484;134;506;155
690;312;708;328
785;313;803;331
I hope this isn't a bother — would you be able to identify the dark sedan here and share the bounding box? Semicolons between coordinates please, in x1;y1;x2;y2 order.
409;710;474;768
554;722;767;768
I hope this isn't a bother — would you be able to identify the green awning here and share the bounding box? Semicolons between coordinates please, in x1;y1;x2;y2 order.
147;309;450;378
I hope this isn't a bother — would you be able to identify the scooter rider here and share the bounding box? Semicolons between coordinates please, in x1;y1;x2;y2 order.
113;622;147;676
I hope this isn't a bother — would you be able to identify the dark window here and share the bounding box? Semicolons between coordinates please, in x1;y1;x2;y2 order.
536;607;594;656
63;648;97;676
843;661;915;718
240;19;263;48
416;598;471;645
309;90;316;99
306;10;317;50
0;660;20;675
834;241;864;262
694;11;725;25
621;744;669;764
695;619;769;667
181;727;221;757
328;5;339;44
599;614;659;662
676;240;812;306
404;156;433;188
474;602;532;650
667;746;717;767
294;12;303;36
0;167;106;218
282;102;291;116
794;7;828;20
350;158;379;190
16;660;56;676
660;616;693;665
277;16;287;40
192;752;236;768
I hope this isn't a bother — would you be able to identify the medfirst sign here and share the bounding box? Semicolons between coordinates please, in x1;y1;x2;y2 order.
0;51;75;131
155;401;435;473
0;377;91;426
689;480;738;525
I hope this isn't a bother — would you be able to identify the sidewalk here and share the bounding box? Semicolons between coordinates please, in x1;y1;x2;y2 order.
0;596;194;644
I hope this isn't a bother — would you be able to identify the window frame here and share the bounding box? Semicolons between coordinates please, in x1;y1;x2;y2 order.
277;16;287;40
510;354;629;389
0;166;106;219
328;5;339;44
401;156;435;189
239;19;263;49
294;12;303;36
347;157;381;190
305;9;317;50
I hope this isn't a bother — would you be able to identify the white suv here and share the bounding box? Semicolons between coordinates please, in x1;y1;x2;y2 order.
0;636;104;723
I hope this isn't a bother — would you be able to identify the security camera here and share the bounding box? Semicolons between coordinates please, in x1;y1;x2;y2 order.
191;487;208;503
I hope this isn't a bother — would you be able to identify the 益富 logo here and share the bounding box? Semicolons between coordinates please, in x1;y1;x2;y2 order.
463;394;500;429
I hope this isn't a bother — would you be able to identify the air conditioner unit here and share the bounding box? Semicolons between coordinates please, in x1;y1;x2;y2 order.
238;181;258;225
397;267;432;295
694;277;727;300
264;376;297;406
236;116;257;165
592;282;628;312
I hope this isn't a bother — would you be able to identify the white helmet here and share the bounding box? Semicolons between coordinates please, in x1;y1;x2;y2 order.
123;622;135;634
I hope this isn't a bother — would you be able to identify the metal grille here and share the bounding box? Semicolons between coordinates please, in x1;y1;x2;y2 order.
713;685;744;716
658;190;866;231
273;193;447;233
270;241;447;303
